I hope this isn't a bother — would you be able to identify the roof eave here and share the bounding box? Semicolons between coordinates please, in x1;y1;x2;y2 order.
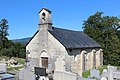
66;46;101;49
25;30;39;47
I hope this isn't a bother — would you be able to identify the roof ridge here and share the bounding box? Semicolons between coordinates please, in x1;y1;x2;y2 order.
52;27;83;32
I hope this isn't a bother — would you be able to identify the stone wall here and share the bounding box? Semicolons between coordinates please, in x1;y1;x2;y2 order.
70;48;103;76
96;49;103;68
85;49;91;70
26;32;39;58
26;25;103;77
48;32;71;72
26;8;103;79
54;71;77;80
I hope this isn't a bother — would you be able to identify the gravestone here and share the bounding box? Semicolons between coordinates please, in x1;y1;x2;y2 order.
90;69;100;78
55;57;65;72
0;63;7;72
107;66;117;80
101;77;107;80
107;66;117;71
19;67;35;80
113;71;120;79
102;69;107;73
102;69;108;77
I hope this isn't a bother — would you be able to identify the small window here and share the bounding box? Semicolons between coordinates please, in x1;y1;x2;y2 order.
42;12;46;16
42;13;46;19
41;57;48;68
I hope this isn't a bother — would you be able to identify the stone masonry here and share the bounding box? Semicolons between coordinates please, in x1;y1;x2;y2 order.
26;8;103;78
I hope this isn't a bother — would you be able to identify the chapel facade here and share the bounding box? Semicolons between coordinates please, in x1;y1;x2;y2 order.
26;8;103;77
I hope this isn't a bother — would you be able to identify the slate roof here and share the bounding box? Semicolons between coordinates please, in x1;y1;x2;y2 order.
48;27;101;49
39;8;52;13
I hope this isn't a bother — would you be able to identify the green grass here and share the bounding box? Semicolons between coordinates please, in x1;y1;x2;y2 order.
82;65;107;78
114;65;120;69
7;66;24;71
0;56;25;64
0;56;25;71
117;66;120;68
0;56;9;61
0;56;25;78
14;66;24;70
7;67;14;71
82;65;120;78
82;70;90;78
13;57;25;64
97;65;107;74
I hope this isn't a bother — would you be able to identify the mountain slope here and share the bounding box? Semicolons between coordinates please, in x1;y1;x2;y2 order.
12;37;31;44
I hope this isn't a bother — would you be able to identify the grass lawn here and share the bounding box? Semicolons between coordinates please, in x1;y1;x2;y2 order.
13;57;25;64
0;56;25;71
0;56;25;64
7;66;24;71
97;65;107;74
82;65;120;78
82;65;107;78
0;56;10;61
82;70;90;78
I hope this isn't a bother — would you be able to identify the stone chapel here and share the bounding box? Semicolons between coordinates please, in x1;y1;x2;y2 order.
26;8;103;77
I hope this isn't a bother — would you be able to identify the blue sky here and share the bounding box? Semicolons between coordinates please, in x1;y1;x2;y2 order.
0;0;120;39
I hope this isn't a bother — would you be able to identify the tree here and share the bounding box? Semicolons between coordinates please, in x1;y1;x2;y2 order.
0;41;26;58
117;30;120;40
83;12;120;66
0;19;9;49
0;19;25;58
12;42;25;58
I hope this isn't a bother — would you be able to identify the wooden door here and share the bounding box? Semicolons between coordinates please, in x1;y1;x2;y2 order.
41;57;48;68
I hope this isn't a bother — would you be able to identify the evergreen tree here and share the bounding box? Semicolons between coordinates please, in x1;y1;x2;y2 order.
83;12;120;65
0;19;9;49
